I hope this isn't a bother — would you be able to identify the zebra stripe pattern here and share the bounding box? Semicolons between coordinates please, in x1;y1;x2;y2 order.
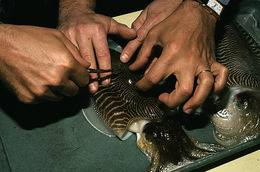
92;49;164;139
216;22;260;88
92;22;260;140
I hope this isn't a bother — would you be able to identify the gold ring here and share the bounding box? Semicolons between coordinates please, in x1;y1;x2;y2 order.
197;69;212;77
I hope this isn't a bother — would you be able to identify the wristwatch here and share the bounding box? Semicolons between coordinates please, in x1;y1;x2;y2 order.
194;0;230;17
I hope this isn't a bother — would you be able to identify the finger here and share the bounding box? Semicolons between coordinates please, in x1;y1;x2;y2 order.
136;57;167;91
76;31;95;63
119;10;147;63
55;80;79;97
38;87;63;102
61;34;90;67
69;62;90;87
57;36;91;88
145;57;158;74
15;84;63;103
109;19;136;39
131;9;147;31
92;31;111;86
183;71;214;114
211;62;229;93
75;34;99;93
76;32;98;85
120;39;142;63
129;36;156;71
61;29;78;49
121;23;153;64
159;72;195;108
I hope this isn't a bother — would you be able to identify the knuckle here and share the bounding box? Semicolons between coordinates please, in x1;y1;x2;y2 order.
96;50;110;62
145;73;159;85
59;54;75;68
136;32;146;43
179;85;193;97
146;30;157;42
131;22;139;30
33;86;48;97
75;24;87;34
49;75;64;86
223;66;229;76
203;75;214;86
92;23;105;35
166;42;180;54
18;94;36;104
96;51;110;60
81;52;91;60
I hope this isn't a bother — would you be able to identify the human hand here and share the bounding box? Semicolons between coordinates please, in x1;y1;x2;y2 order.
0;25;90;103
129;0;229;114
120;0;182;63
58;11;136;93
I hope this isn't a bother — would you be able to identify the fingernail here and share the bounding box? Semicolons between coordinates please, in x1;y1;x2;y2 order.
89;83;97;93
120;53;129;63
184;108;193;114
102;78;110;86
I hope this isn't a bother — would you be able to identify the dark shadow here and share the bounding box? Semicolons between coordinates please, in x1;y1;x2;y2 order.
0;83;91;130
0;0;153;27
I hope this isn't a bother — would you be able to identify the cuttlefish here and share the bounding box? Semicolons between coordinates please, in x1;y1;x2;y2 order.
207;22;260;147
87;49;223;172
82;21;260;171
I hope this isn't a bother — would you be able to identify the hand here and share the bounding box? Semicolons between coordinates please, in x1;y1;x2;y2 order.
129;0;229;114
0;24;90;103
120;0;182;63
58;11;136;93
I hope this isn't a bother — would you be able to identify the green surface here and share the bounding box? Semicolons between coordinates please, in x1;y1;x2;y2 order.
0;96;150;172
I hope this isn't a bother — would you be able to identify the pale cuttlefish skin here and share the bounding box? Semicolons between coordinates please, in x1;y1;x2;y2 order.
211;88;260;147
206;21;260;147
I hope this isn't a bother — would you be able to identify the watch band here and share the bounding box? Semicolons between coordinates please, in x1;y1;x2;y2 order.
196;0;230;6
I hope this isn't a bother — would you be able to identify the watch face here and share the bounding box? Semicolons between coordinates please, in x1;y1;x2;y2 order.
207;0;223;15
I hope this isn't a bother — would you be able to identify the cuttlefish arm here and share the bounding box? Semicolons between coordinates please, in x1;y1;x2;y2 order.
136;118;224;172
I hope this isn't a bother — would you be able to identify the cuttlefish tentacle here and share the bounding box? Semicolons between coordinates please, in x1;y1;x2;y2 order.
136;119;222;172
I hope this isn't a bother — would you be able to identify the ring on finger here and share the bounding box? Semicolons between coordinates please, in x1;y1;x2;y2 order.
197;69;212;77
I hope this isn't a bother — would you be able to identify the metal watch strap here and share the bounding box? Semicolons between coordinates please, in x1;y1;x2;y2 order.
195;0;230;6
194;0;229;16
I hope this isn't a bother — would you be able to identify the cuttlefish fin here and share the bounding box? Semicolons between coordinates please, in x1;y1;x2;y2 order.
82;98;116;138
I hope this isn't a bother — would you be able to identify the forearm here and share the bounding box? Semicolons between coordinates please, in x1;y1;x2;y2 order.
59;0;96;23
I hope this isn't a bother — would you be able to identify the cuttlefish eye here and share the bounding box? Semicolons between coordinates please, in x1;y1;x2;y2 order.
142;122;161;143
233;92;256;112
142;120;176;144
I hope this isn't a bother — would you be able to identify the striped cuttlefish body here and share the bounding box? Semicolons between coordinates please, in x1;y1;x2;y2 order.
92;50;222;172
90;21;260;172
